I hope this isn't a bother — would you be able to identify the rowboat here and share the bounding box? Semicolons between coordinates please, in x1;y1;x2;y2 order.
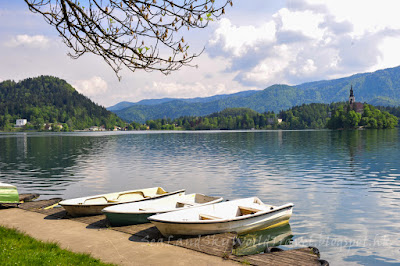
148;197;293;236
59;187;184;217
0;182;19;204
102;193;223;226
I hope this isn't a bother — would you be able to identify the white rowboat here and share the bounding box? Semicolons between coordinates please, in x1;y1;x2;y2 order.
102;193;223;226
148;197;293;236
59;187;184;217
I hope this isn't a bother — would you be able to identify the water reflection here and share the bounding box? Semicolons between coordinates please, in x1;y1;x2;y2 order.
0;133;110;196
0;130;400;265
233;223;293;256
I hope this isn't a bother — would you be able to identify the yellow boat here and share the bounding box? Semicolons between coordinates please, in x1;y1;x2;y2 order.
59;187;184;217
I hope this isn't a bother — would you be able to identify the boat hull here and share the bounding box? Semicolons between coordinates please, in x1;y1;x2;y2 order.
106;212;153;226
151;209;292;236
0;183;19;204
62;204;111;217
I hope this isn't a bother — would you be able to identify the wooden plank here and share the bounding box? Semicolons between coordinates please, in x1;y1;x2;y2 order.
231;247;321;266
19;193;40;202
199;213;221;220
18;198;62;211
238;206;261;215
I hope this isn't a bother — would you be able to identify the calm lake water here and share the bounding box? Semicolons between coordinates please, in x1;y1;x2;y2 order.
1;129;400;265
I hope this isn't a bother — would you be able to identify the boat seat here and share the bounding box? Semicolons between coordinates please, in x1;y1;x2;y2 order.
116;191;146;202
106;199;119;203
238;206;262;216
176;201;196;208
199;214;221;220
83;196;108;204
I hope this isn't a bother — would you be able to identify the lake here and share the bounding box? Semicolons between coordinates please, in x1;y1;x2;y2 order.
1;129;400;265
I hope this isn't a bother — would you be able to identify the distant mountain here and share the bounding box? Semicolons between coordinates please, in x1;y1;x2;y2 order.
112;66;400;123
107;90;258;111
107;101;137;111
0;76;123;130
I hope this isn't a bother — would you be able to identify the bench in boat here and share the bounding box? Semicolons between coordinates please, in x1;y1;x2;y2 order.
199;214;222;220
238;206;262;216
82;191;147;204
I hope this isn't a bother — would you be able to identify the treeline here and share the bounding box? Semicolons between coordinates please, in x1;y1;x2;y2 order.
135;103;399;131
0;76;124;131
376;106;400;118
277;103;344;129
140;103;347;130
141;108;277;130
328;104;398;129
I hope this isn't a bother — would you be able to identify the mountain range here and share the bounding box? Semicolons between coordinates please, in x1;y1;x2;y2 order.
109;66;400;123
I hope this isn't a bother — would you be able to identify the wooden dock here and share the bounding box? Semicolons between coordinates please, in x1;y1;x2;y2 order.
15;197;327;265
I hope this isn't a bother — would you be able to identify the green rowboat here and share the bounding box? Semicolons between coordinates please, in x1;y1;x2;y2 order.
103;193;223;226
0;182;19;204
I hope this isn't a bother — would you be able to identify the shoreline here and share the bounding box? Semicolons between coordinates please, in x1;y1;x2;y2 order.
0;208;236;265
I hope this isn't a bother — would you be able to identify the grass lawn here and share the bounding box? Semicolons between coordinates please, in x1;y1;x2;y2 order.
0;226;114;265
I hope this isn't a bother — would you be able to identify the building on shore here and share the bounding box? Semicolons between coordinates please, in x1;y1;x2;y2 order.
15;119;27;127
349;85;364;113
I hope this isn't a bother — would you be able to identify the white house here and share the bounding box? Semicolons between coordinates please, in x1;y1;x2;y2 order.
15;119;27;127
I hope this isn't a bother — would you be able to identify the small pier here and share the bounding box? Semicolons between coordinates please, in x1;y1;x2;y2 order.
14;197;327;265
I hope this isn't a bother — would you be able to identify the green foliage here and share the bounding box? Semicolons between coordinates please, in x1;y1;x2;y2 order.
0;226;114;265
327;103;398;129
138;108;277;130
375;105;400;118
0;76;124;131
277;103;343;129
135;104;398;131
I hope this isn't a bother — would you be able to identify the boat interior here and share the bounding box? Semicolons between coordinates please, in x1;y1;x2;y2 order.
83;191;147;205
152;197;276;222
175;194;220;208
103;193;222;213
74;187;168;205
199;206;263;220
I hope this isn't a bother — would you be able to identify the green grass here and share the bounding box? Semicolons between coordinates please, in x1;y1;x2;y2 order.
0;226;114;265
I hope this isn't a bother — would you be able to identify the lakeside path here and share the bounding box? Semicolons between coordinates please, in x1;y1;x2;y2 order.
0;208;237;266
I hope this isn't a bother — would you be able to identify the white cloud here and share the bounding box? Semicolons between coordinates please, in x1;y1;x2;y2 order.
274;8;325;40
143;81;233;99
5;34;50;48
320;0;400;36
73;76;108;97
375;37;400;71
208;0;400;87
208;18;276;57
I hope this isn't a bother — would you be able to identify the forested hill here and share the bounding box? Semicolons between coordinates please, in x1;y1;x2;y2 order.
0;76;123;131
112;66;400;123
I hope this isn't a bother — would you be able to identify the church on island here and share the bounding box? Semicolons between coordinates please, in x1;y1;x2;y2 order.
349;85;364;113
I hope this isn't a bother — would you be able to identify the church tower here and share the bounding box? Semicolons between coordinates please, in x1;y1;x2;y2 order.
349;85;355;104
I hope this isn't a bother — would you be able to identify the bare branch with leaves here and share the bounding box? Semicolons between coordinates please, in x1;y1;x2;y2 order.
24;0;233;80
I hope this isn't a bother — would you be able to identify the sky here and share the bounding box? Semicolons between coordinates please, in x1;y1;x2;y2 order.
2;0;400;107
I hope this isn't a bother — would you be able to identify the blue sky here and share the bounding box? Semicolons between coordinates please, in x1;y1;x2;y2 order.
1;0;400;107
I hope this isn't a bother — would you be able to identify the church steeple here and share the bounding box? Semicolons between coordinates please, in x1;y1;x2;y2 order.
349;85;355;104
